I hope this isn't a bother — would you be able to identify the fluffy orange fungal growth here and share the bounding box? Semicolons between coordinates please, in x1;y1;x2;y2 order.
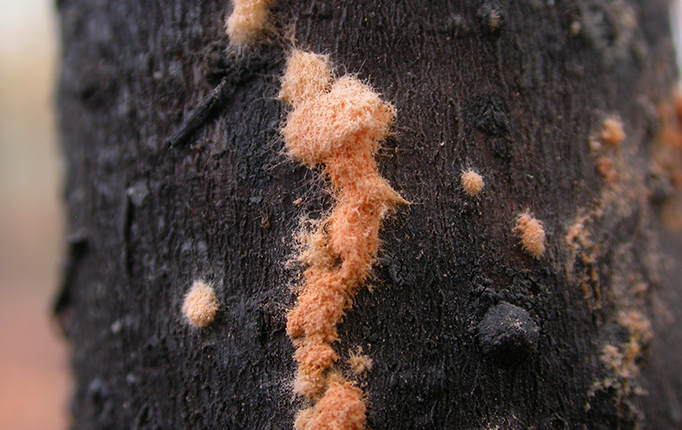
515;212;546;259
461;169;484;197
348;347;373;376
294;374;366;430
600;116;625;146
182;280;219;327
225;0;273;47
280;49;404;406
279;50;333;108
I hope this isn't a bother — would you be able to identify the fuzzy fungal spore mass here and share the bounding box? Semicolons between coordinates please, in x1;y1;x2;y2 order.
182;280;219;328
280;49;405;430
225;0;274;47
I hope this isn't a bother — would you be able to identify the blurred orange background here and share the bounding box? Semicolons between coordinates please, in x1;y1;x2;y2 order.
0;0;69;429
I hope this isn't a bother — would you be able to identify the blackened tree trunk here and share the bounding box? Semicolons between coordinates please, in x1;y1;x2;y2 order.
56;0;682;429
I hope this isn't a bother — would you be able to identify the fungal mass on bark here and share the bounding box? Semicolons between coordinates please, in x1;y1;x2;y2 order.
225;0;274;47
599;116;625;147
182;280;219;328
461;169;485;197
280;49;404;430
515;211;546;259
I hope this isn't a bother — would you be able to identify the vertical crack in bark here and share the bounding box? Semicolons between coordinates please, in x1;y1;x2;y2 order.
279;50;406;429
121;193;134;279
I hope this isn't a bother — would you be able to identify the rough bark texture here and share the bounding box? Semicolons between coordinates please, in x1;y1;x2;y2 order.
56;0;682;429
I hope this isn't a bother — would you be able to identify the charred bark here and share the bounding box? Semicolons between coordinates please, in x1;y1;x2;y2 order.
56;0;682;429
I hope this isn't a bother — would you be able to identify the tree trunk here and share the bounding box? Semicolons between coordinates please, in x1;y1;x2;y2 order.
55;0;682;429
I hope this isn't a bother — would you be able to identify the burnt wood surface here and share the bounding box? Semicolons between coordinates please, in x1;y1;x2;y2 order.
56;0;682;429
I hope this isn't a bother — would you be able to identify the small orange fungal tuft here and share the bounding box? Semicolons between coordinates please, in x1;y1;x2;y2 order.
515;212;546;259
600;116;625;147
225;0;274;47
182;280;219;328
348;347;373;376
461;169;485;197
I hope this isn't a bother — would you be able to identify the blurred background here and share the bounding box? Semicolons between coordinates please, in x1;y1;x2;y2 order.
0;0;68;429
1;1;682;430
